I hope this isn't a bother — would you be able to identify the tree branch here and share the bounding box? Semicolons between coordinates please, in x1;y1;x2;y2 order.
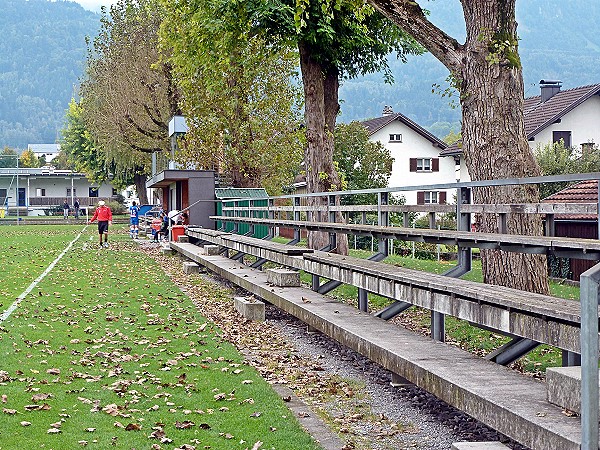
367;0;464;73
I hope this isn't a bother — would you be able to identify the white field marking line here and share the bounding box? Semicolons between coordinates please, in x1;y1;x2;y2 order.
0;225;90;324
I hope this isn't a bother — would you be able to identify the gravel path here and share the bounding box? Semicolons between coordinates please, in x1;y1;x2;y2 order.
144;243;530;450
266;305;527;450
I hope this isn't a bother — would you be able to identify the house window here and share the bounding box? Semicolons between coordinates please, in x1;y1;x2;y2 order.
89;187;99;198
66;188;76;197
112;188;118;195
417;191;447;205
0;188;6;204
389;133;402;142
410;158;440;172
553;131;572;147
36;188;46;197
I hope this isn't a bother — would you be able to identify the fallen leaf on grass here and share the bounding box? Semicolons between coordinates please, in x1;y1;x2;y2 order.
198;423;211;430
2;408;16;415
85;428;96;432
174;420;195;429
32;393;52;402
20;421;31;426
47;428;61;434
25;403;51;411
46;368;60;375
251;442;263;450
103;404;120;416
125;423;141;431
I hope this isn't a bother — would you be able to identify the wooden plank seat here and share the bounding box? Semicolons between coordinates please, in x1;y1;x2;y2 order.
185;228;596;354
169;243;589;450
186;226;313;256
209;216;600;260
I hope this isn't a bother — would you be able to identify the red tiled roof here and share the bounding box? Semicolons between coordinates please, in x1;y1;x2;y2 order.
524;84;600;137
361;113;447;149
542;179;598;220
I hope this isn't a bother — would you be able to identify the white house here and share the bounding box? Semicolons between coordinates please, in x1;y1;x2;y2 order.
0;167;117;215
27;144;61;163
440;81;600;176
362;106;452;206
524;81;600;150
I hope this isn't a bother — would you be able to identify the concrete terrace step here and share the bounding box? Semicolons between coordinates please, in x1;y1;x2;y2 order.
183;228;595;355
170;242;592;450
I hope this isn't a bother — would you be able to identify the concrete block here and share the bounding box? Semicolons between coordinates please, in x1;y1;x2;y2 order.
390;372;412;387
546;366;598;413
452;443;510;450
266;268;300;287
201;245;220;256
183;262;199;274
161;245;174;255
177;235;190;243
234;296;265;322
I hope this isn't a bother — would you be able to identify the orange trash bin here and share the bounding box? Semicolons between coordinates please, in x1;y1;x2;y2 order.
171;225;185;242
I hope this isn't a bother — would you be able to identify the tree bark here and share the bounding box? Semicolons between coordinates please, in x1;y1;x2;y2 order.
134;172;148;204
368;0;549;294
299;41;349;254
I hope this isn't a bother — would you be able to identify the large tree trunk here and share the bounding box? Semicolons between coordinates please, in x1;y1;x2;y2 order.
299;42;348;254
368;0;549;294
134;172;148;204
460;1;549;294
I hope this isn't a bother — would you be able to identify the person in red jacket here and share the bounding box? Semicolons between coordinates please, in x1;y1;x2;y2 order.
89;200;113;248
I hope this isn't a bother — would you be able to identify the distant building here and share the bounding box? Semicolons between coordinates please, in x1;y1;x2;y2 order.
28;144;61;162
361;107;452;205
440;81;600;177
0;166;117;215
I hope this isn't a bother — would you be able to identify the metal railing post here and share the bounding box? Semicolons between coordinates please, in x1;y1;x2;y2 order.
378;192;389;256
267;198;275;239
579;262;600;450
294;196;301;243
328;194;337;251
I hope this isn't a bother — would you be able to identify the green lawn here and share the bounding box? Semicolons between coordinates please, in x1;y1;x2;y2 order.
0;225;321;450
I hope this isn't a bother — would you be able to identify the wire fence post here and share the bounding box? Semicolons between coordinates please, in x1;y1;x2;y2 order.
580;262;600;450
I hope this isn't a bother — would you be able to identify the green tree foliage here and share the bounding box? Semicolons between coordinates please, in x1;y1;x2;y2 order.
18;148;39;168
334;122;393;205
61;99;106;183
535;141;600;199
160;0;304;193
79;0;177;200
0;147;18;168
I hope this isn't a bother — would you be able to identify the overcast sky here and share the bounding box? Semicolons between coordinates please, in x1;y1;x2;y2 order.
73;0;112;12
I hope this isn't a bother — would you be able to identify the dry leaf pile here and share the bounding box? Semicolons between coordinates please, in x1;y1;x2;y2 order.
143;245;412;449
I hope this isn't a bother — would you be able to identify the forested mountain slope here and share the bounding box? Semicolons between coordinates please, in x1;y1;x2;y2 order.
339;0;600;138
0;0;98;148
0;0;598;147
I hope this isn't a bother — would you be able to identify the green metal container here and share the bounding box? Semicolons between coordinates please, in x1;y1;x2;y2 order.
215;188;269;238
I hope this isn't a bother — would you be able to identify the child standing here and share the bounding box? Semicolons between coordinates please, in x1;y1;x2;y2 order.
129;201;140;239
151;215;162;242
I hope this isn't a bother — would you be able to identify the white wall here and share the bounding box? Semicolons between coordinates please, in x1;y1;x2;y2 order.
0;174;115;207
528;95;600;150
369;120;458;205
